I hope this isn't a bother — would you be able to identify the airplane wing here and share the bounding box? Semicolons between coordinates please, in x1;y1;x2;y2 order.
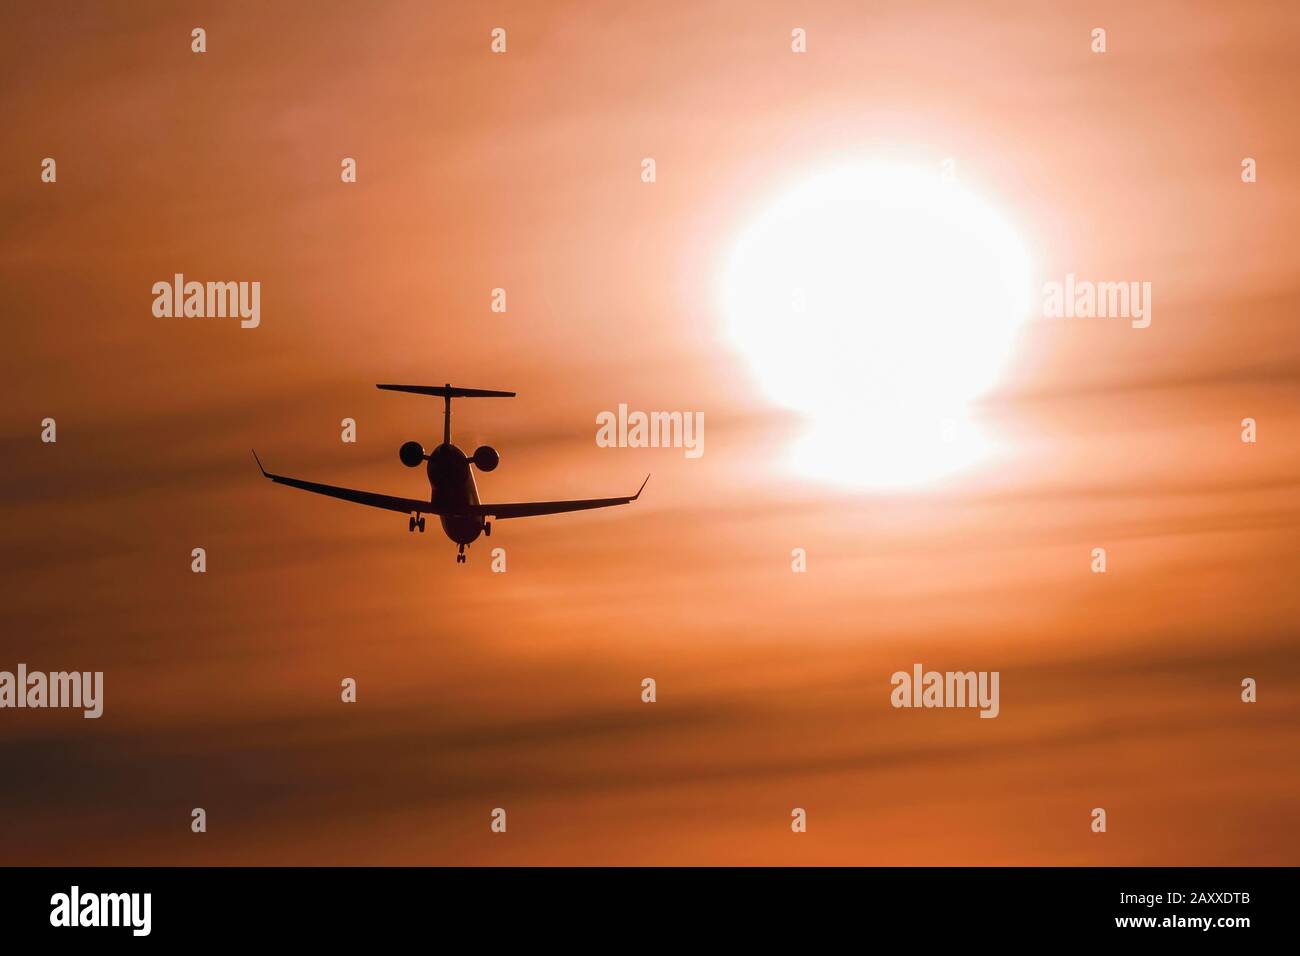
253;451;443;515
475;475;650;520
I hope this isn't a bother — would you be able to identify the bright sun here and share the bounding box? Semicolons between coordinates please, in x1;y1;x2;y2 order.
722;162;1034;489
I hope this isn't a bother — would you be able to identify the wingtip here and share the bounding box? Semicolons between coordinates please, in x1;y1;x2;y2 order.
634;474;651;499
251;449;268;477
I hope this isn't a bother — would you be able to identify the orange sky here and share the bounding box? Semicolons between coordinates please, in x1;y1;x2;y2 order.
1;0;1298;864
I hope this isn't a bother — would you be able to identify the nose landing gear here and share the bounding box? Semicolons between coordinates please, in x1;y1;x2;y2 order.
408;514;426;533
456;543;466;564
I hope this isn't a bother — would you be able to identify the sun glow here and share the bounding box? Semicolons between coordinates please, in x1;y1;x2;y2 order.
722;163;1035;489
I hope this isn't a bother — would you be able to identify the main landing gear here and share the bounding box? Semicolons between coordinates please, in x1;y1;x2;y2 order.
408;514;426;533
457;544;466;564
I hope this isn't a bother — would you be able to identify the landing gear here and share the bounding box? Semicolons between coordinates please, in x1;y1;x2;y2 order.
456;543;466;564
408;514;426;533
484;521;491;537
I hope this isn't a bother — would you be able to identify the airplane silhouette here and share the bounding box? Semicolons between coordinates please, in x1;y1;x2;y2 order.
254;384;649;563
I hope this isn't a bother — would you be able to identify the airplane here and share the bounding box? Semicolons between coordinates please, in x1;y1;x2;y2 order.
253;383;649;563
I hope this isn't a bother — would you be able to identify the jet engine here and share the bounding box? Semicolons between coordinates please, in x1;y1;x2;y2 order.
472;445;500;471
398;440;425;467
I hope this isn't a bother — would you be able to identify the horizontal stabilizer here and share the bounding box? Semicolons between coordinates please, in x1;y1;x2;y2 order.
376;384;516;398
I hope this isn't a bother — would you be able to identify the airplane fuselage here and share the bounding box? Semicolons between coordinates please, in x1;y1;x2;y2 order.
426;442;485;545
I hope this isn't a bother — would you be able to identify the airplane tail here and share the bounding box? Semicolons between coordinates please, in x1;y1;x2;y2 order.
376;383;516;444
